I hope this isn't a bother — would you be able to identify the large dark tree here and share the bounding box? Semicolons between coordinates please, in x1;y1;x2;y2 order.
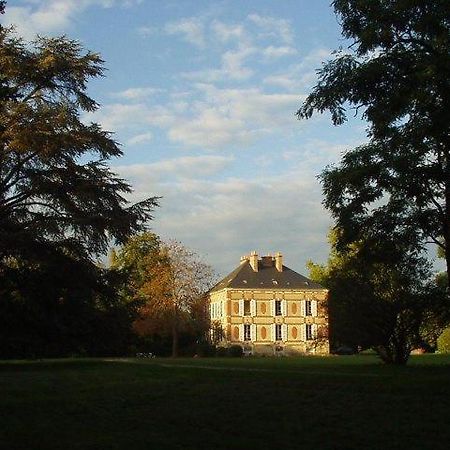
297;0;450;287
307;230;449;364
0;27;157;263
0;23;157;357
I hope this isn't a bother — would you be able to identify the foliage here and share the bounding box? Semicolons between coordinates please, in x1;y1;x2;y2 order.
210;320;225;345
437;327;450;353
113;236;216;357
0;253;137;358
0;24;157;357
297;0;450;286
0;27;157;264
307;230;449;364
227;344;244;357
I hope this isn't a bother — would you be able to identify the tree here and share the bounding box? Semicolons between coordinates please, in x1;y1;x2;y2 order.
308;230;448;364
0;26;157;266
113;237;215;357
0;22;157;357
297;0;450;288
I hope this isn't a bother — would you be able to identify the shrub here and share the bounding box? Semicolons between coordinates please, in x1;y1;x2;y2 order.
228;345;243;358
196;342;216;357
437;327;450;353
215;347;228;357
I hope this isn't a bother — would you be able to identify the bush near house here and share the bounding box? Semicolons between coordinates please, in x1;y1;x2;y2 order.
438;327;450;353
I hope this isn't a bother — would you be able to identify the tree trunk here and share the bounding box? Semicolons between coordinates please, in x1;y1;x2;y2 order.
444;174;450;288
171;306;178;358
376;333;411;365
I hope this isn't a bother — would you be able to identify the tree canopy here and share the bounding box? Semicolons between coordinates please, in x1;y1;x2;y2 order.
297;0;450;286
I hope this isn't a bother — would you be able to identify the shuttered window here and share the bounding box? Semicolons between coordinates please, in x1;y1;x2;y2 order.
306;324;313;340
275;300;282;316
239;299;244;316
243;324;251;341
305;300;312;316
282;324;287;342
250;299;256;316
275;324;282;341
311;300;318;317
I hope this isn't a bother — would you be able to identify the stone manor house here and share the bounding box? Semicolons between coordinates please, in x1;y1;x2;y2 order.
209;252;329;355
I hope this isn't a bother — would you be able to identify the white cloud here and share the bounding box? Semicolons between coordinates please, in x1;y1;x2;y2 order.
211;21;246;42
112;87;162;101
127;132;153;146
182;42;257;82
116;165;332;275
166;85;301;149
221;45;256;79
137;25;158;37
165;17;205;48
262;45;297;59
248;13;294;44
86;102;151;131
263;48;331;91
4;0;143;40
114;155;234;182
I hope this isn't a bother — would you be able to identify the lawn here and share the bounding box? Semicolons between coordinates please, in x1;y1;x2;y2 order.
1;355;450;450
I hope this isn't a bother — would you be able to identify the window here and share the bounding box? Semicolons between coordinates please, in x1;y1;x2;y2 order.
305;300;312;316
305;324;314;340
244;324;251;341
275;300;282;316
243;300;251;316
275;324;282;341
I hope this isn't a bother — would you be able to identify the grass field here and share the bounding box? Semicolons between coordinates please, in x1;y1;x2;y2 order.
1;355;450;450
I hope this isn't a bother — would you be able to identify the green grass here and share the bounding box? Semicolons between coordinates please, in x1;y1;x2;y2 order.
1;355;450;450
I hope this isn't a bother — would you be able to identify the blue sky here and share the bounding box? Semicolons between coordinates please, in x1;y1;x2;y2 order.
4;0;373;275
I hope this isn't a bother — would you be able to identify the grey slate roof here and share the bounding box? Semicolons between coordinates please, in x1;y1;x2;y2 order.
210;260;324;293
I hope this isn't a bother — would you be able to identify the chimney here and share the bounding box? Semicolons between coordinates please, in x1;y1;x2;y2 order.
249;251;258;272
275;252;283;272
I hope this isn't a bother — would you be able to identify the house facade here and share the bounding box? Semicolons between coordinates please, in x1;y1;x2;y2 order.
209;252;329;355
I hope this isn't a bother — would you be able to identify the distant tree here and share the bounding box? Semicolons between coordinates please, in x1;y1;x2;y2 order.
308;230;449;364
297;0;450;288
437;327;450;353
110;232;162;300
113;237;215;357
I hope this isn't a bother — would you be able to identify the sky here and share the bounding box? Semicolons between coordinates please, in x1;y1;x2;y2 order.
2;0;373;276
